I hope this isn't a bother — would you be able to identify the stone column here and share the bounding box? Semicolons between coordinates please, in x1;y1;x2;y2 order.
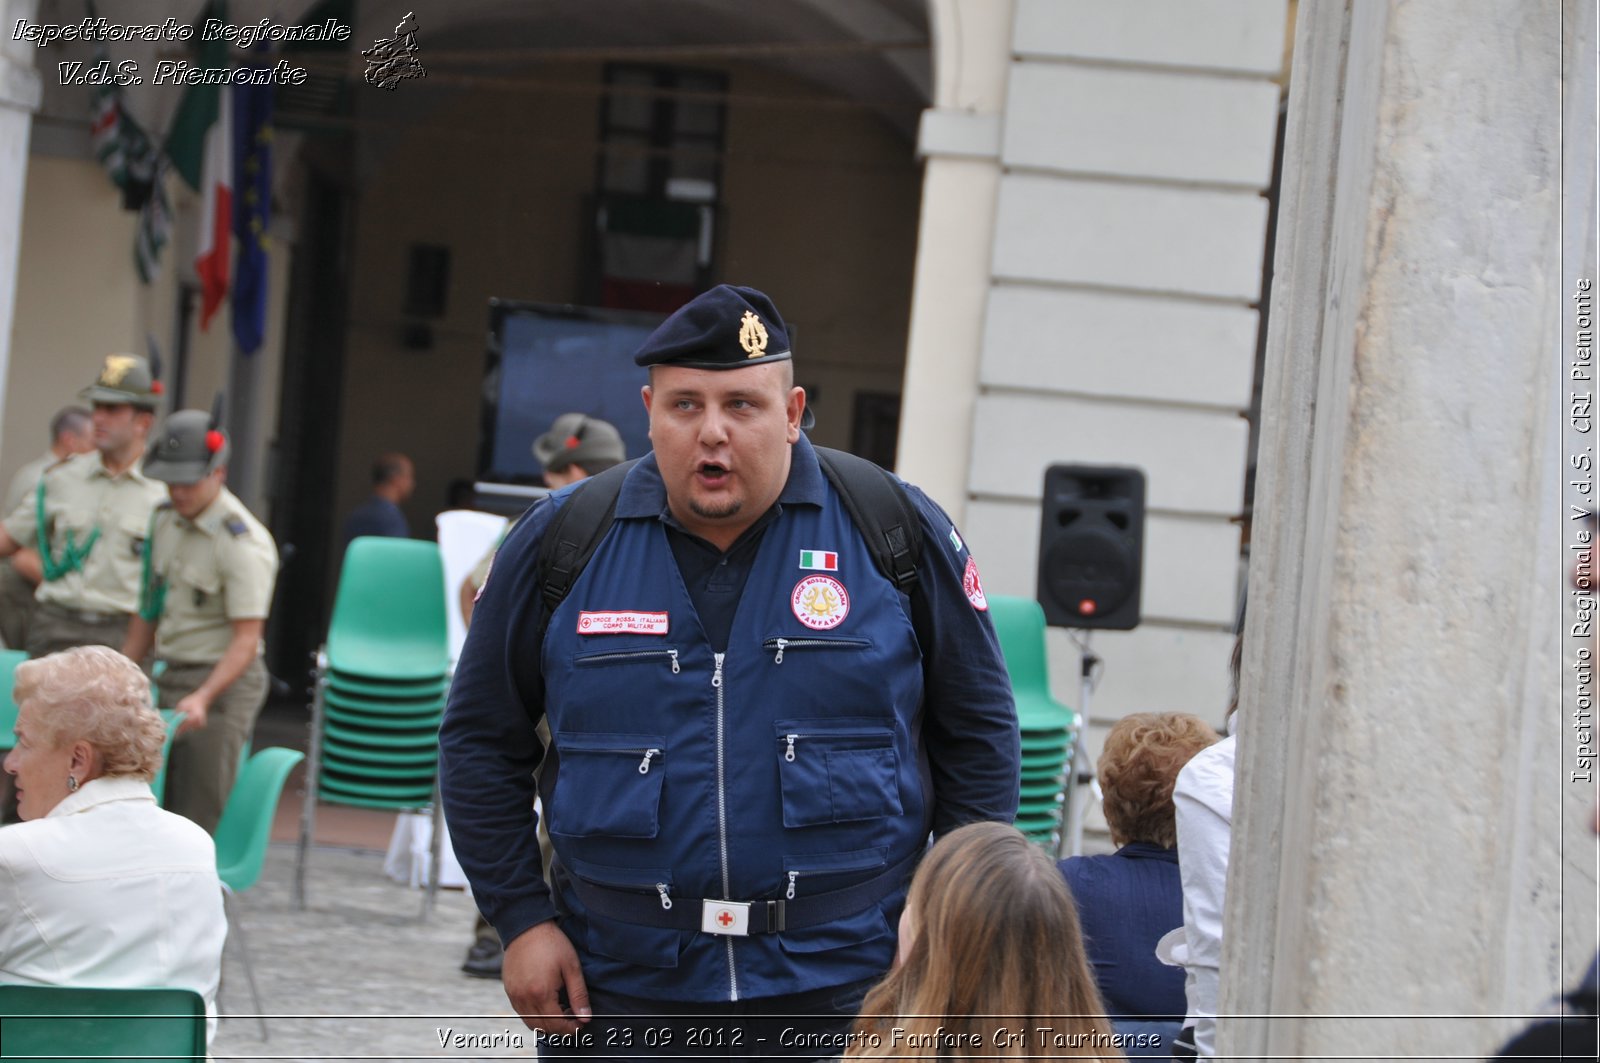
1224;1;1590;1059
895;0;1012;519
0;0;40;465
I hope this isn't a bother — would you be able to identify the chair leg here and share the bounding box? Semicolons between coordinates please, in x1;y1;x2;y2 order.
422;783;443;921
224;887;270;1042
294;658;328;910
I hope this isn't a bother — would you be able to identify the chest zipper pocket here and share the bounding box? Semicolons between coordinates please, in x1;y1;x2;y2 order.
575;647;681;674
550;732;669;839
774;718;904;828
762;636;870;664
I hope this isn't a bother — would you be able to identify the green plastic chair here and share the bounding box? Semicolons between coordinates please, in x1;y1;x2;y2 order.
323;714;442;743
213;746;304;1041
326;671;451;700
991;596;1078;729
321;701;444;736
320;742;438;768
298;538;451;913
324;538;450;681
989;596;1081;844
323;686;446;716
0;983;205;1060
0;647;28;751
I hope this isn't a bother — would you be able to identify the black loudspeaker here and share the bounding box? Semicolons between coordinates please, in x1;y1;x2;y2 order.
1037;465;1145;630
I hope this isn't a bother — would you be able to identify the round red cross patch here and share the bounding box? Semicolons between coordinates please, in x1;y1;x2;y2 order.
791;574;850;630
962;556;988;611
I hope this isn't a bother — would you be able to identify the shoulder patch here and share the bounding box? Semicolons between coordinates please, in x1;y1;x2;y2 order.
226;518;249;537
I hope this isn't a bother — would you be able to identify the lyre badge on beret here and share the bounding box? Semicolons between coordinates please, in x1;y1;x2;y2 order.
739;311;769;358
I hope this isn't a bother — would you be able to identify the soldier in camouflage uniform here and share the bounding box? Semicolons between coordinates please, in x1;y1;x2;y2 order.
0;356;166;657
122;409;279;833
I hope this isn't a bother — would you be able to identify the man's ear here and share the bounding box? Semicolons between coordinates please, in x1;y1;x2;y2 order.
786;387;805;443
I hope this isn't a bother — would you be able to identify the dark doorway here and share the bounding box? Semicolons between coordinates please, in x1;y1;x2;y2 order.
265;172;353;685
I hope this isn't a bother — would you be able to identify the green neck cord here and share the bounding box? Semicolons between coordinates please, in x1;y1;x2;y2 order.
137;508;165;621
36;477;99;582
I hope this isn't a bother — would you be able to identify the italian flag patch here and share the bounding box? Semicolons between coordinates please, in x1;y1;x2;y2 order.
799;549;838;571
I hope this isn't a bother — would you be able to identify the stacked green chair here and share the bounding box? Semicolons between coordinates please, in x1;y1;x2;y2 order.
0;984;206;1060
215;746;304;1041
295;537;450;914
0;647;28;753
990;596;1081;850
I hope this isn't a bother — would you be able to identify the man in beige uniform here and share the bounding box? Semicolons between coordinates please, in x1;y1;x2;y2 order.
0;406;93;649
0;357;166;657
122;409;278;833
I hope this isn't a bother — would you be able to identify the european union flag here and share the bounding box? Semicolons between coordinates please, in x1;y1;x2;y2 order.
231;67;272;354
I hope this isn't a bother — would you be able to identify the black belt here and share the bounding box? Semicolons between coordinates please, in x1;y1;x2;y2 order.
567;851;918;937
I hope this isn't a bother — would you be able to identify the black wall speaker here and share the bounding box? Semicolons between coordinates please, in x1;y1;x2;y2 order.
1036;465;1145;630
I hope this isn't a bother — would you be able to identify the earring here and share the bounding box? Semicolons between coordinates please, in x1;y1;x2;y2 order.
67;775;78;792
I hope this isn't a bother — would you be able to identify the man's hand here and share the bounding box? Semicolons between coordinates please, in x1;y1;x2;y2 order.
174;692;211;736
9;548;41;585
502;920;591;1035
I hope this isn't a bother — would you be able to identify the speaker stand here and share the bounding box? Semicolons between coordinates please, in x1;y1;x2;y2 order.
1057;630;1103;859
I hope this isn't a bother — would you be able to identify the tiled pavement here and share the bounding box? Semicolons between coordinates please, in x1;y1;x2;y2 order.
207;701;531;1061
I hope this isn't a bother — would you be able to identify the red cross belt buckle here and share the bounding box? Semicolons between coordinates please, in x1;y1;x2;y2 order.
701;900;751;936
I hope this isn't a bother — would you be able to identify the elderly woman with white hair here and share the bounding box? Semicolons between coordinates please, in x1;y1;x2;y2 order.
0;645;227;1042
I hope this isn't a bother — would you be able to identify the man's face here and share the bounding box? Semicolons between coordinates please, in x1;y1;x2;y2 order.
394;460;416;502
58;423;94;456
167;468;226;521
91;403;151;458
543;463;588;489
643;362;804;547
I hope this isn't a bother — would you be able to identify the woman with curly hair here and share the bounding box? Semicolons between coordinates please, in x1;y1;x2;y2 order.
846;820;1123;1061
1058;712;1218;1056
0;646;226;1044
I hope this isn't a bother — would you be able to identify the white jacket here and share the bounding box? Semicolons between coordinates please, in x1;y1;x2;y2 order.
0;775;227;1043
1173;732;1236;1058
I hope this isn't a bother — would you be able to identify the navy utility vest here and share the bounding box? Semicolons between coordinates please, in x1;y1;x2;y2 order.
541;476;928;1002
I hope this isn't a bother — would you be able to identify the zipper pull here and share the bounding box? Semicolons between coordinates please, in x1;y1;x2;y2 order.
786;871;798;900
773;637;787;664
712;652;724;688
638;748;660;774
784;734;797;762
667;649;680;675
656;883;672;910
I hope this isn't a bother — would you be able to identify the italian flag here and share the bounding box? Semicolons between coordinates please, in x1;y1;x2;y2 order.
163;1;231;328
799;550;838;571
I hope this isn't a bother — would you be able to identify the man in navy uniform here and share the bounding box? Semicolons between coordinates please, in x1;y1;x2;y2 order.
440;285;1019;1056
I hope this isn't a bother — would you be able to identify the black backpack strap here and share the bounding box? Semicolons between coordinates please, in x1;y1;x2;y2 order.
814;447;931;648
534;459;638;622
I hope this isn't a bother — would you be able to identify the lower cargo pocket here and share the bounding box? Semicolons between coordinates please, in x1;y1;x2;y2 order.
565;857;683;969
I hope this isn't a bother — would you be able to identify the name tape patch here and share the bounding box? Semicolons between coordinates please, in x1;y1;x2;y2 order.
577;610;670;636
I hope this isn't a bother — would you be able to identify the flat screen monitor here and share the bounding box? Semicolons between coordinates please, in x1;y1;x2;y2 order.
479;301;663;484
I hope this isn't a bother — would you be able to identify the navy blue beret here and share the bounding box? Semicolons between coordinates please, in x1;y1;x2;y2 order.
634;284;792;370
